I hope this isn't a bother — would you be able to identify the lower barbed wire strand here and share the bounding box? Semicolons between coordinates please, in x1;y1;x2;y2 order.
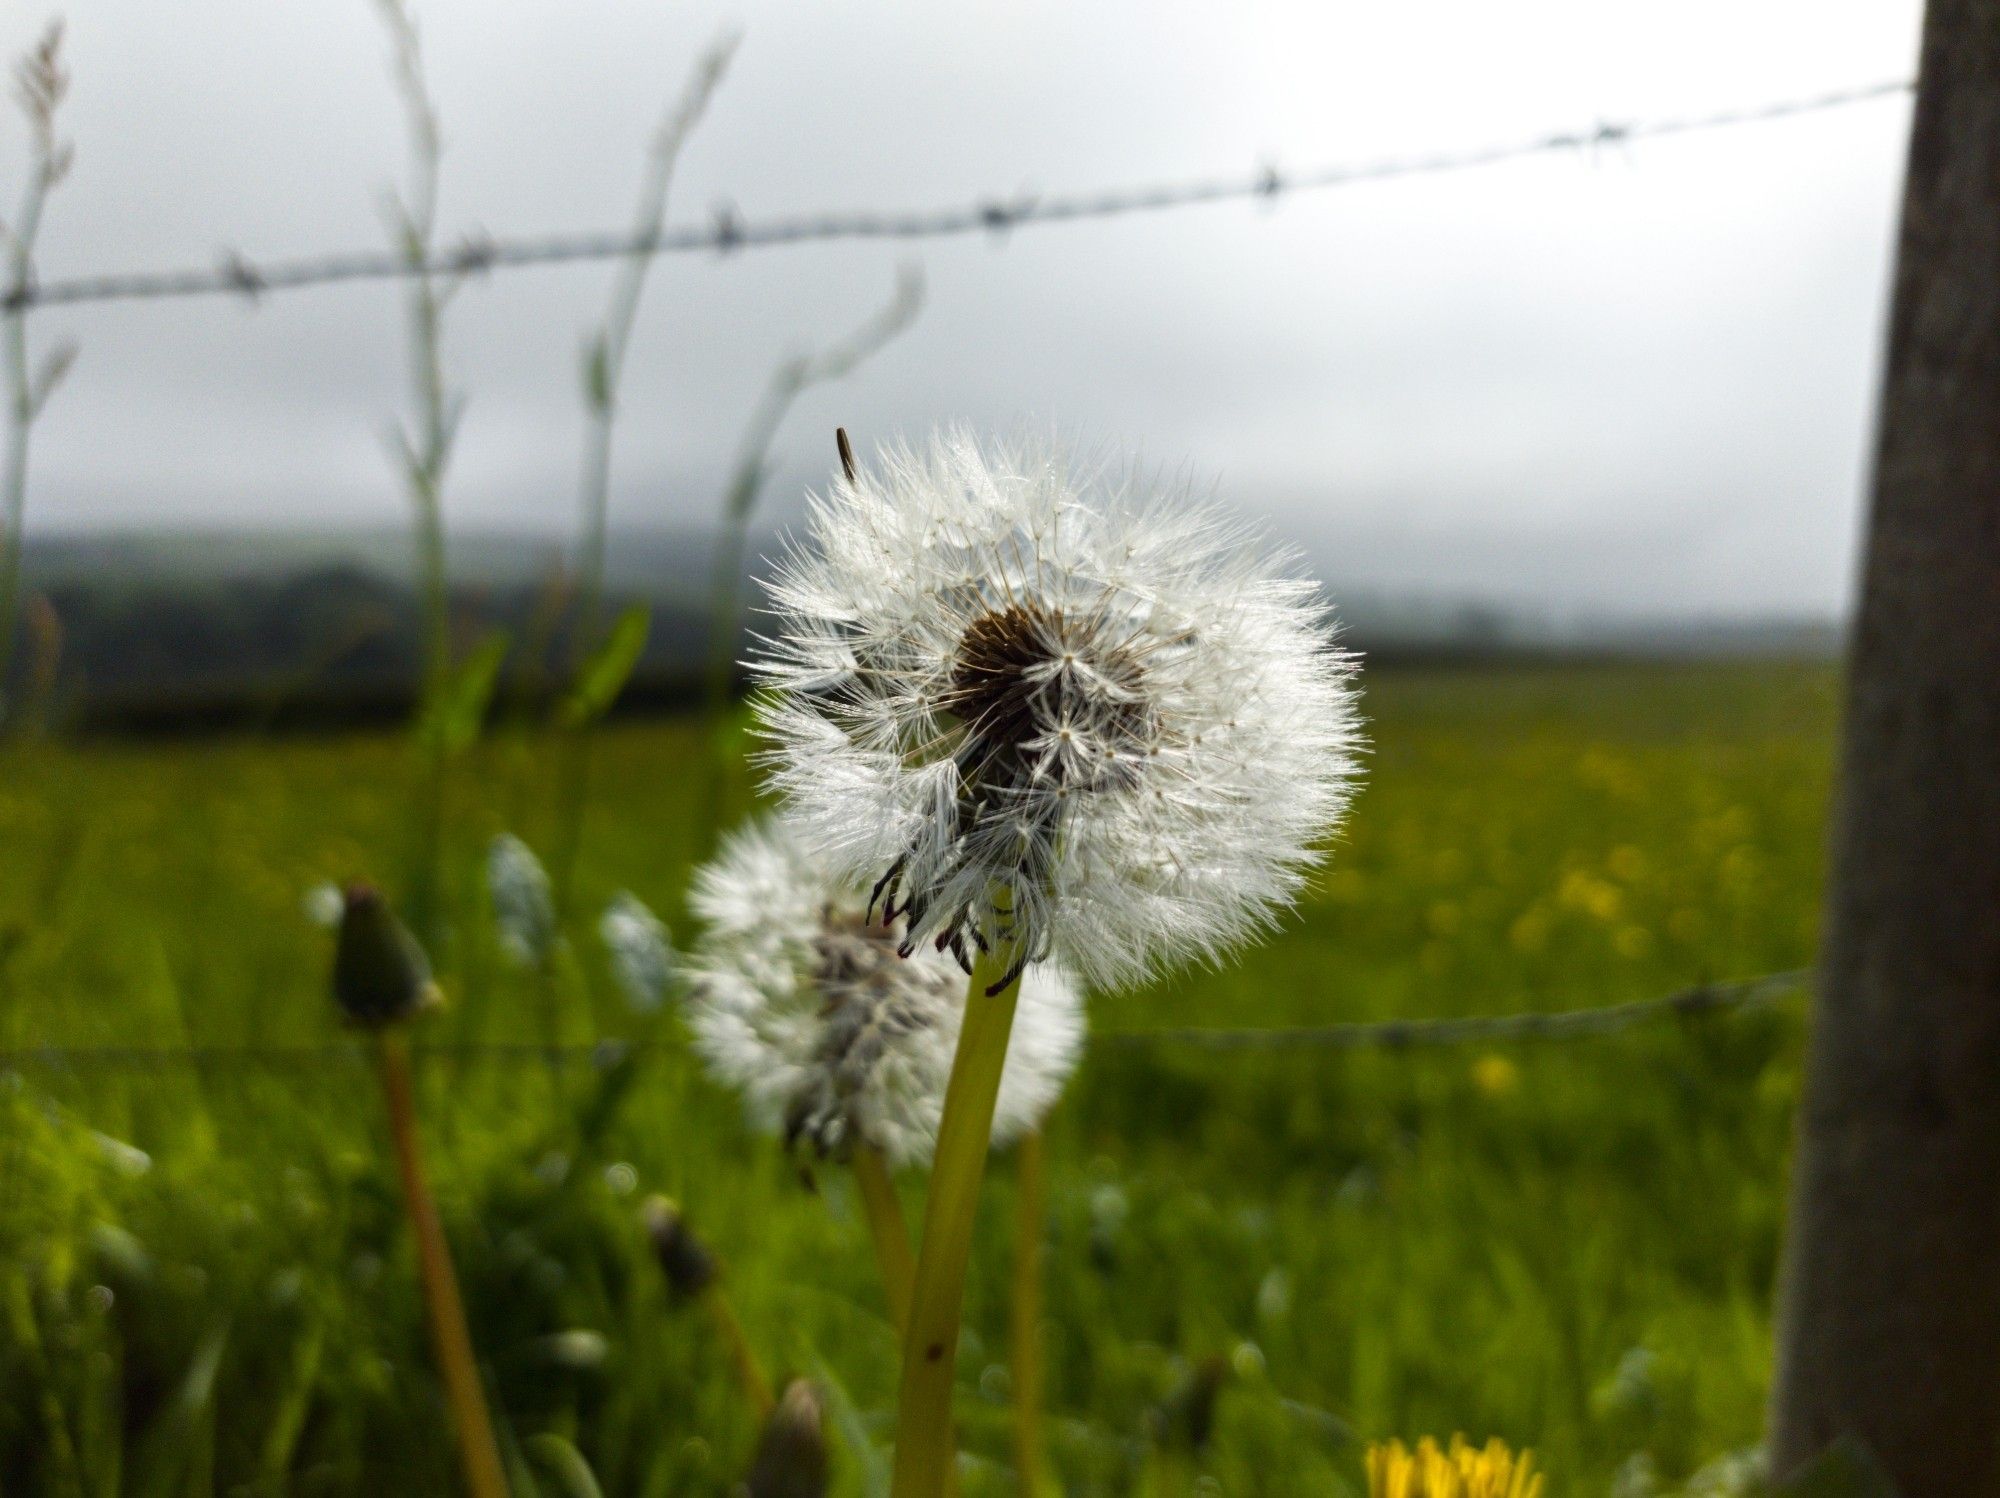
0;971;1810;1070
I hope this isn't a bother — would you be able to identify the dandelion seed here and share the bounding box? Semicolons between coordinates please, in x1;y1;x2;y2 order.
685;816;1081;1167
599;891;674;1012
487;833;557;966
753;427;1362;992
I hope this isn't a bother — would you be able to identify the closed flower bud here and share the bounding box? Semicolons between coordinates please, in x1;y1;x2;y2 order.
332;884;439;1028
642;1195;718;1301
742;1378;828;1498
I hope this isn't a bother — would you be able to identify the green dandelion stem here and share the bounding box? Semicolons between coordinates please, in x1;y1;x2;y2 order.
890;892;1024;1497
1011;1127;1050;1496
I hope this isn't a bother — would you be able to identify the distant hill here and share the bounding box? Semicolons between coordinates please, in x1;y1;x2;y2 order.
7;526;1843;733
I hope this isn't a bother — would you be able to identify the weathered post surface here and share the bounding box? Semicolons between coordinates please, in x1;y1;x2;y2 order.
1768;0;2000;1488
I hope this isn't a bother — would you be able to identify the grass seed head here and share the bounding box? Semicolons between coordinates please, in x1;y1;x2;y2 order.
599;891;675;1012
486;833;557;967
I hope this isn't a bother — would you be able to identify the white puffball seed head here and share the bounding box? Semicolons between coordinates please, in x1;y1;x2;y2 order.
753;427;1363;992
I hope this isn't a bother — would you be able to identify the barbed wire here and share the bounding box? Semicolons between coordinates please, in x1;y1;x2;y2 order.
1094;968;1808;1052
1;81;1911;314
0;970;1808;1073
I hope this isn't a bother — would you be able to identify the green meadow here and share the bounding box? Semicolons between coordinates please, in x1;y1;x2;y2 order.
0;660;1837;1495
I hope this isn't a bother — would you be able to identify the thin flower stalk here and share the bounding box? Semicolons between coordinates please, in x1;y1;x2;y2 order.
709;1289;775;1421
642;1195;773;1419
850;1140;915;1332
376;1031;510;1498
890;899;1024;1496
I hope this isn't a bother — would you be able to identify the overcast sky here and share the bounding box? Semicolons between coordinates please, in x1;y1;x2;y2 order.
5;1;1922;616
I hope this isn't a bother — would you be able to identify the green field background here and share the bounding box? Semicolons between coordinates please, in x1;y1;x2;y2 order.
0;662;1837;1494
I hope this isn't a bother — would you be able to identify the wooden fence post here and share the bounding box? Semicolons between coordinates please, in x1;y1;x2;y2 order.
1768;0;2000;1487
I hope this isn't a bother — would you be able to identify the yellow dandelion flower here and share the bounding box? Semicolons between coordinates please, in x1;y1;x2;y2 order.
1367;1435;1544;1498
1470;1054;1520;1099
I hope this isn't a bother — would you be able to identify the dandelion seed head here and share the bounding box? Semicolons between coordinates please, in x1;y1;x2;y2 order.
753;427;1363;989
685;817;1081;1167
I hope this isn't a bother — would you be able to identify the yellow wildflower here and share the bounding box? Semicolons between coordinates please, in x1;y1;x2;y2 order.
1367;1436;1544;1498
1469;1054;1520;1099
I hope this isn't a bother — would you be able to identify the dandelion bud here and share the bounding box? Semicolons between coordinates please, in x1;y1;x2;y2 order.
686;818;1081;1167
741;1378;829;1498
599;891;674;1012
642;1195;718;1301
332;884;439;1028
487;834;557;966
753;428;1362;992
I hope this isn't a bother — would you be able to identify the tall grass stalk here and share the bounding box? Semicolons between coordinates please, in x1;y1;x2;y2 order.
375;0;456;700
547;35;735;918
374;0;470;943
571;33;736;648
890;891;1024;1497
375;1030;510;1498
696;269;923;848
0;23;73;732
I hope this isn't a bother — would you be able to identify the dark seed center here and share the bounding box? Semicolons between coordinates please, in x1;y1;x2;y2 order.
946;603;1053;751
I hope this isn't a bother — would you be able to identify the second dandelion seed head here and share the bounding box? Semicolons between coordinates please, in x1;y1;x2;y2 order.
685;817;1080;1167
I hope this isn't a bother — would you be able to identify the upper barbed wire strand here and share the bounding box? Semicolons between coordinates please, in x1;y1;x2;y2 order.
1;81;1911;313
